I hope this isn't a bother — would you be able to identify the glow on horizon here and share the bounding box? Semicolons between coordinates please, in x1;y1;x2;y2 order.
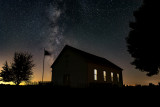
1;56;160;86
0;54;53;85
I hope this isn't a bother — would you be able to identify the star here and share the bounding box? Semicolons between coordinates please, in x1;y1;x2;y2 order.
1;0;154;86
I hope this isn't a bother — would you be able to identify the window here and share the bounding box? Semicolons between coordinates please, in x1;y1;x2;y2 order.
94;69;97;80
111;72;113;82
103;71;106;81
117;73;119;82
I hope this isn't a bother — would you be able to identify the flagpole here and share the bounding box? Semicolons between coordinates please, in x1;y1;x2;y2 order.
42;48;45;82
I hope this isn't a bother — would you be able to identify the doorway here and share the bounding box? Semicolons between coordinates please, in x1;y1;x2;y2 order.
63;74;70;87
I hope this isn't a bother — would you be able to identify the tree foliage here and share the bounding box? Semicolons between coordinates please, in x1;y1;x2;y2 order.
0;52;35;85
0;61;13;82
126;0;160;76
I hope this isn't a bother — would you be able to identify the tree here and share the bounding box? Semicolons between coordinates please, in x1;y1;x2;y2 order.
126;0;160;76
0;52;35;85
0;61;13;82
11;52;35;85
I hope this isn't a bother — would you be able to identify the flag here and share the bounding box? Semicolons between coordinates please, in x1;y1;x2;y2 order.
44;49;51;56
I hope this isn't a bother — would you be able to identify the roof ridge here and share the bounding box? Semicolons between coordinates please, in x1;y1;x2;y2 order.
64;45;123;70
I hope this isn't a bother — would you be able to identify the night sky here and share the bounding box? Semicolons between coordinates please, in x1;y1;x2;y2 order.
1;0;159;85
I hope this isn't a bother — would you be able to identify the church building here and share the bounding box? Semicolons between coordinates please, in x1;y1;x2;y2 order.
51;45;123;88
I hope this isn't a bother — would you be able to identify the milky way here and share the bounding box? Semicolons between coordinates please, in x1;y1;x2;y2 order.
2;0;158;85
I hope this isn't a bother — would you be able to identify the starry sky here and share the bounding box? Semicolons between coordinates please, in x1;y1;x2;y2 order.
1;0;160;85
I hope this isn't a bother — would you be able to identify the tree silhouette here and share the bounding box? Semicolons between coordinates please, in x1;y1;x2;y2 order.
126;0;160;76
0;52;35;85
0;61;13;82
11;52;35;85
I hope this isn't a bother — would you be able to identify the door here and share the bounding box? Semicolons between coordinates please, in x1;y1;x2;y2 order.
63;74;70;87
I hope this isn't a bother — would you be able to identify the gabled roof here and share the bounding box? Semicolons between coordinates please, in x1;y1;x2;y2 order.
51;45;123;71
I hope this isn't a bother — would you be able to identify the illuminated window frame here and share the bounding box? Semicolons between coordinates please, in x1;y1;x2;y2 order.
103;71;106;82
111;72;113;82
117;73;119;82
94;69;97;81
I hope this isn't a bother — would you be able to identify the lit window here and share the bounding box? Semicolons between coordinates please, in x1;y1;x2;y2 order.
103;71;106;81
111;72;113;82
117;73;119;82
94;69;97;80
